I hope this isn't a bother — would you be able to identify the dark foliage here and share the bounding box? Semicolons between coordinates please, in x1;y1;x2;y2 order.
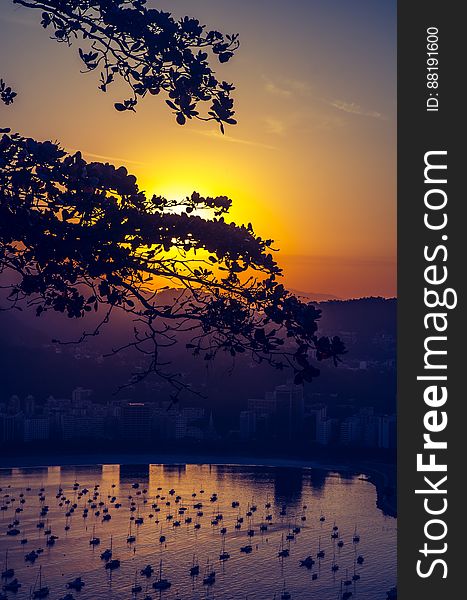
0;130;345;395
0;79;17;106
11;0;238;131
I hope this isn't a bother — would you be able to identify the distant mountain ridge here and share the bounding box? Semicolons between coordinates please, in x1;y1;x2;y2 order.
0;293;396;350
0;296;396;406
289;289;340;302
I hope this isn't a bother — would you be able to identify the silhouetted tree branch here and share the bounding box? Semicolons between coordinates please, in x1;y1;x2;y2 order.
0;130;346;394
1;1;345;396
10;0;238;131
0;79;17;106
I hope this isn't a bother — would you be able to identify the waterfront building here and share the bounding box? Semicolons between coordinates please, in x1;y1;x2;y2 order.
23;417;49;442
239;410;256;440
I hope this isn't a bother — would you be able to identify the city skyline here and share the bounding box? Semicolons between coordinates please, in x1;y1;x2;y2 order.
1;382;396;453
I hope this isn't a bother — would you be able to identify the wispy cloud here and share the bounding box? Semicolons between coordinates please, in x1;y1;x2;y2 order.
263;77;313;99
263;77;385;123
264;117;286;135
69;148;150;166
284;79;313;95
192;129;277;151
264;81;292;98
330;100;385;120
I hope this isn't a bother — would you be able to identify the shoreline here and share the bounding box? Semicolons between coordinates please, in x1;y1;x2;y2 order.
0;451;397;519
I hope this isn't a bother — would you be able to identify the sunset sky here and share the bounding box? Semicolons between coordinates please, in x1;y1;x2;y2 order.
0;0;396;299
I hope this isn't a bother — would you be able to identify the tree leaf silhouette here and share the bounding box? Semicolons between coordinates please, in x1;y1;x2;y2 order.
10;0;239;131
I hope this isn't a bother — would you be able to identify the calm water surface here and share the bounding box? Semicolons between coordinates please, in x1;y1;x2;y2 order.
0;464;396;600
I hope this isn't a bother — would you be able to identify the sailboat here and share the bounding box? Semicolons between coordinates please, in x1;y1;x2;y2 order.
127;520;136;544
352;526;360;544
340;580;353;600
32;566;49;598
219;537;230;561
2;578;21;593
278;534;289;558
67;576;85;591
25;550;39;564
1;551;14;579
299;554;315;569
331;549;339;573
189;554;200;577
202;559;216;585
105;557;121;571
316;536;325;559
152;560;171;590
352;551;361;581
159;524;166;544
280;581;291;600
89;525;100;546
44;520;51;536
140;564;154;578
102;508;112;522
132;570;143;594
135;506;144;526
100;536;113;561
343;568;352;586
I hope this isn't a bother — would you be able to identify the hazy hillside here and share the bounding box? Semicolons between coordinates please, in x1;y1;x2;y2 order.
317;297;396;338
0;296;396;416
